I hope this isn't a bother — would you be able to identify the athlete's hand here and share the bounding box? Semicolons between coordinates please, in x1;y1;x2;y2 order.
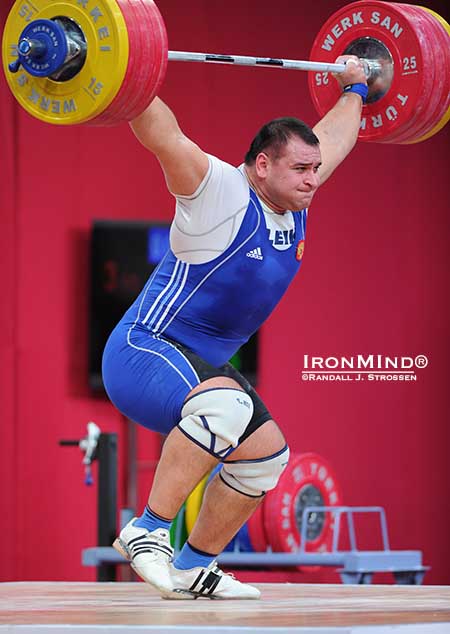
332;55;367;89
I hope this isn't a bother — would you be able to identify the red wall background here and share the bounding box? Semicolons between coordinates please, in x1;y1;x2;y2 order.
1;0;449;584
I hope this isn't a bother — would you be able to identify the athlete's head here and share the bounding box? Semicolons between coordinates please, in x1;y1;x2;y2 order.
244;117;321;213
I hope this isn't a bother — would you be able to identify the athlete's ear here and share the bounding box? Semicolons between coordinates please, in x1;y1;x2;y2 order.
255;152;270;178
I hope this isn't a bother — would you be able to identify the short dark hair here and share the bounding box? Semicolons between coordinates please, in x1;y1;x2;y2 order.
244;117;319;165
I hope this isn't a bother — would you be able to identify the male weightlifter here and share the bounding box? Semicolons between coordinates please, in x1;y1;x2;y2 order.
102;55;367;599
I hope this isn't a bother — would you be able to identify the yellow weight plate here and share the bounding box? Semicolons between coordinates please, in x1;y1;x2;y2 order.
406;7;450;144
2;0;130;125
185;474;209;535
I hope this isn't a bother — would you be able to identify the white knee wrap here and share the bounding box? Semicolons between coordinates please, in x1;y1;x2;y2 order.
178;388;254;458
220;445;290;497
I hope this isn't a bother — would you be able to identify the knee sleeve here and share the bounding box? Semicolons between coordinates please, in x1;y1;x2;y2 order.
178;387;254;459
220;445;290;497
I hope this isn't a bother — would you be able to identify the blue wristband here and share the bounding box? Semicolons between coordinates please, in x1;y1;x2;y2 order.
343;83;369;104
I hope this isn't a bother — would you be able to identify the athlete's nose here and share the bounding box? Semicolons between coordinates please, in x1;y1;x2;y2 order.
304;170;320;190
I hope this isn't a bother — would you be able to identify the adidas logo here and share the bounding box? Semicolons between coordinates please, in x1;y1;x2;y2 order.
246;247;263;260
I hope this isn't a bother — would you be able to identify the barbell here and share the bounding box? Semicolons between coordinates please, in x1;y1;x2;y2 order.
2;0;449;144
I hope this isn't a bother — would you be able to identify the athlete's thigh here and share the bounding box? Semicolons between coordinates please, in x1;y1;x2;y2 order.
102;325;200;434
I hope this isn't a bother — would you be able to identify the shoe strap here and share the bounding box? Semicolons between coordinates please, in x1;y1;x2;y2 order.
128;534;174;556
189;568;222;595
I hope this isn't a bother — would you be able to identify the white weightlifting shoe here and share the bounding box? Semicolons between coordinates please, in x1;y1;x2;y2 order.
166;561;261;600
113;519;174;595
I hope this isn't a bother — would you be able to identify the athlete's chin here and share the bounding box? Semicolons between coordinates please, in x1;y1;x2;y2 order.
292;193;314;209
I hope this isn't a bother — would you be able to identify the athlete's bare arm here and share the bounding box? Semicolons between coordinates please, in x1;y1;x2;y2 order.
130;97;209;196
313;55;367;184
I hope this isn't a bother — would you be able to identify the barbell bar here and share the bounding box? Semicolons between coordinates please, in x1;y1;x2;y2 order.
2;0;449;143
8;32;378;79
158;52;367;76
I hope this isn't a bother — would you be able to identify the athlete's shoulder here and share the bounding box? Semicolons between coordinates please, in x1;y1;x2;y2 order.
208;154;249;190
169;155;251;264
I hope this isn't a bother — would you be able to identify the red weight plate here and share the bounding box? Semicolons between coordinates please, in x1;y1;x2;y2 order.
117;0;151;121
308;1;430;143
407;7;450;143
117;0;167;123
109;0;157;125
117;0;167;122
264;453;342;559
88;0;144;125
393;5;450;143
124;0;163;121
90;0;167;126
377;4;441;143
247;501;268;552
103;0;161;124
377;4;436;143
398;4;447;142
123;0;157;121
142;0;168;111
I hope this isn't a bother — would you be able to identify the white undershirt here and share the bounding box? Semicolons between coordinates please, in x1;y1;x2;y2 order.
169;154;297;264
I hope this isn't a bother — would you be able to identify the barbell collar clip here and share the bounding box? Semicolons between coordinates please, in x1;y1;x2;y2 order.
8;59;22;73
9;18;69;78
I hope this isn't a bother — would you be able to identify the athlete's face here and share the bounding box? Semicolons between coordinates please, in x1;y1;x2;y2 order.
256;138;321;212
